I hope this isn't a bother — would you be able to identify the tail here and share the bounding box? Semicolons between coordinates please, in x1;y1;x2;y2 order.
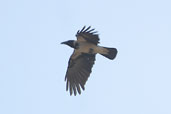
100;47;118;60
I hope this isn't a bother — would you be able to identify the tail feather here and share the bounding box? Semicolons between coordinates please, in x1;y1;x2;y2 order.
100;47;117;60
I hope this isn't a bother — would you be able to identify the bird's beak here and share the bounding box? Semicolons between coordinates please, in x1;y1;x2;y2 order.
61;41;67;44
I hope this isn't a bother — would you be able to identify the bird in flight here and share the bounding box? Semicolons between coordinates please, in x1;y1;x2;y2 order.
61;26;118;96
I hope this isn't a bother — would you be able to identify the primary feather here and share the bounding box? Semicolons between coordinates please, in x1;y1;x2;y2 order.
65;53;96;96
76;26;100;44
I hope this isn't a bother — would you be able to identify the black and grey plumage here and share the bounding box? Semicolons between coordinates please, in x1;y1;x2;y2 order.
61;26;118;96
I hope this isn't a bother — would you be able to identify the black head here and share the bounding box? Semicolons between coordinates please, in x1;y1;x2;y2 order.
61;40;76;48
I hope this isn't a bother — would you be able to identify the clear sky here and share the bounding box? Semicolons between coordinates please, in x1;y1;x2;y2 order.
0;0;171;114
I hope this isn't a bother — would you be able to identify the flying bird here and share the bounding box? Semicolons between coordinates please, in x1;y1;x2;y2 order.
61;26;118;96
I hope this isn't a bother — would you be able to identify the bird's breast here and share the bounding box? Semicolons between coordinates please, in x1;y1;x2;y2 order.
77;42;97;54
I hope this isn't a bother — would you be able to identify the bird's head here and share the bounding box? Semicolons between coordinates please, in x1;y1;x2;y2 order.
61;40;76;48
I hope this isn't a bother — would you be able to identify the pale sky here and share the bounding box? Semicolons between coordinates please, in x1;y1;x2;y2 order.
0;0;171;114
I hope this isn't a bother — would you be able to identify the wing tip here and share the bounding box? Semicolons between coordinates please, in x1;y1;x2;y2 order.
76;26;98;34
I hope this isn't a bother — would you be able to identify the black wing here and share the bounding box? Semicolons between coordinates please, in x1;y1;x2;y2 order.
76;26;100;45
65;52;96;96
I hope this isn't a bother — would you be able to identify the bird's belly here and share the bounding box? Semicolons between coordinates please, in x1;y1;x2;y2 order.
77;43;97;54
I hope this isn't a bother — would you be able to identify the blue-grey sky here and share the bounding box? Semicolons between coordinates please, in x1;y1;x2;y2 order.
0;0;171;114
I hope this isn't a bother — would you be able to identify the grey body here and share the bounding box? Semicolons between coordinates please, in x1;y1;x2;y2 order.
71;41;109;59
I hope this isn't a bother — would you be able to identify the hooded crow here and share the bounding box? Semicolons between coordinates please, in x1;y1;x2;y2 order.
61;26;117;96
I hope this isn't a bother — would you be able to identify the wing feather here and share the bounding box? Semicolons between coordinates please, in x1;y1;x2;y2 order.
65;52;96;96
76;26;100;45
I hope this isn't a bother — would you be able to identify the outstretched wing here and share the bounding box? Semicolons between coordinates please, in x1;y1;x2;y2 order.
65;52;96;96
76;26;100;45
